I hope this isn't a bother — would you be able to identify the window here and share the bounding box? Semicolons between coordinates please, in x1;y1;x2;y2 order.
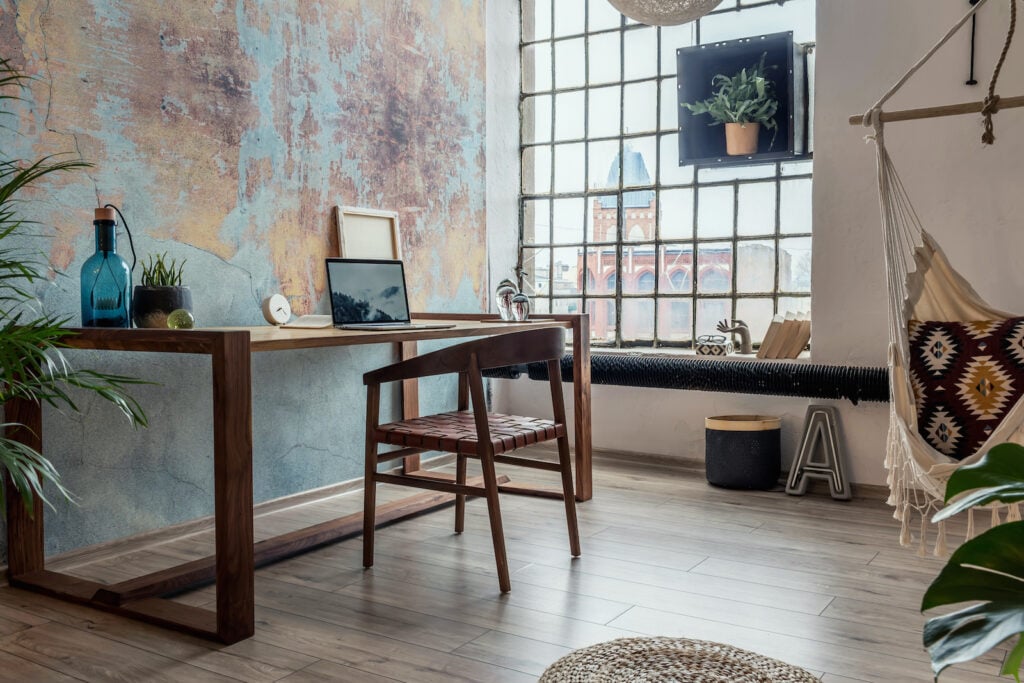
519;0;815;348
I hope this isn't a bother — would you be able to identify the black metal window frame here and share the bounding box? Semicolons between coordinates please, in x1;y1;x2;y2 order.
518;0;813;349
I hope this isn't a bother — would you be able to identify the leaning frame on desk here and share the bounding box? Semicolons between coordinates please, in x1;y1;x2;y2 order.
3;314;591;644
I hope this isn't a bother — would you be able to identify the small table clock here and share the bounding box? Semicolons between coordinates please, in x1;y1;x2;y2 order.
261;294;291;325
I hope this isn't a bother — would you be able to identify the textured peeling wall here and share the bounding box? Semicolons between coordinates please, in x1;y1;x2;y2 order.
0;0;486;556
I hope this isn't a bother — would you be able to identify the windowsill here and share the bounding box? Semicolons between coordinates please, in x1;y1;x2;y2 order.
587;346;813;362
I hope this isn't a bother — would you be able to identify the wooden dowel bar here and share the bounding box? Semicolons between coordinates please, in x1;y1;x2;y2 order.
375;446;428;464
492;454;563;471
375;472;488;497
847;94;1024;126
496;483;565;499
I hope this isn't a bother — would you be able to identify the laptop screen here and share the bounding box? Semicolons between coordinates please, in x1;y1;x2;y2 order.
325;258;412;325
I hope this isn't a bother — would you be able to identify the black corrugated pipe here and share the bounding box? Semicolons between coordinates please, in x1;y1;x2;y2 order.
483;354;889;405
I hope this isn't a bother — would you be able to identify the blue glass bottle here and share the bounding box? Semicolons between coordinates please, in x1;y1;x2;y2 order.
80;207;131;327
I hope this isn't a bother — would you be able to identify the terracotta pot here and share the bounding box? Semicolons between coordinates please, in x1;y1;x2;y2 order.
725;122;760;156
132;285;193;328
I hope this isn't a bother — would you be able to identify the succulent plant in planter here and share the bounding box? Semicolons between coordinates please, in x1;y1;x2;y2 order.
681;51;779;156
133;253;193;328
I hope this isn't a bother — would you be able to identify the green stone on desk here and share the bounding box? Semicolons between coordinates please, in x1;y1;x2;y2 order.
167;309;195;329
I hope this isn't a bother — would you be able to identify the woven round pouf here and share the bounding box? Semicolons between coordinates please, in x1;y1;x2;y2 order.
539;637;819;683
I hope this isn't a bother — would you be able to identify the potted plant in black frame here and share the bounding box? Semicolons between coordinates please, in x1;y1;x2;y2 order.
133;252;192;328
681;52;779;156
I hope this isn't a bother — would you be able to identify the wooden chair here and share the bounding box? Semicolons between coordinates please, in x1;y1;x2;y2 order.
362;326;581;592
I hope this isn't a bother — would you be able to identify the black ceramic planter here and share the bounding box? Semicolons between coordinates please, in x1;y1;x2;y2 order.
132;286;193;328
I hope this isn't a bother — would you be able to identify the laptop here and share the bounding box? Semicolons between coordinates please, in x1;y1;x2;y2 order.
325;258;455;331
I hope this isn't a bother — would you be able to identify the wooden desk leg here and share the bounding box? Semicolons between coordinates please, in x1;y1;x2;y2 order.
4;397;44;577
572;315;593;501
211;332;254;643
400;340;420;474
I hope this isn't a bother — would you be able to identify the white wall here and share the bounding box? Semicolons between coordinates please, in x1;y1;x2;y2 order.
487;0;1024;486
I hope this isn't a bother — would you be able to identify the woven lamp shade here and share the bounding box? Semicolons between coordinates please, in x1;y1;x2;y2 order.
608;0;723;26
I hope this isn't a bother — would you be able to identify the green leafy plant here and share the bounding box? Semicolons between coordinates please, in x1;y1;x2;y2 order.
923;443;1024;680
140;252;186;287
0;57;147;515
681;52;779;148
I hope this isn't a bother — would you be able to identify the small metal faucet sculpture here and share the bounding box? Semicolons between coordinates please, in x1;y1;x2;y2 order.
716;319;752;354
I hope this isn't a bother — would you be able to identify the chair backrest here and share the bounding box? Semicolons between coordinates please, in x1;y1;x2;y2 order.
364;327;566;385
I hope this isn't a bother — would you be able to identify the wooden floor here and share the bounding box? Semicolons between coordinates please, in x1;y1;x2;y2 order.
0;452;1008;682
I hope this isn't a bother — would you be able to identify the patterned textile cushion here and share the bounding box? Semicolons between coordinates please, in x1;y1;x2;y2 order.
908;318;1024;460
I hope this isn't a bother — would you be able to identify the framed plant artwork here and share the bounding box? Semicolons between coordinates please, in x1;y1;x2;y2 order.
333;206;401;259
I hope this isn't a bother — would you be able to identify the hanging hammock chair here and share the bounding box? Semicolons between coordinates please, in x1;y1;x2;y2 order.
858;0;1024;554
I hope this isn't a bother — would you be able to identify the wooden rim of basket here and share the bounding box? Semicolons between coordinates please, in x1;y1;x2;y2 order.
705;415;781;431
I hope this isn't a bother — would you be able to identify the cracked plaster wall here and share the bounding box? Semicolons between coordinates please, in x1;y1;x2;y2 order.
0;0;486;557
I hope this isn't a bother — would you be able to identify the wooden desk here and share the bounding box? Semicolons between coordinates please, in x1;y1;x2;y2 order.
3;314;591;644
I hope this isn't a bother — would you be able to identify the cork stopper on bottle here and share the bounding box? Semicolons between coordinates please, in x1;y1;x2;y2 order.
94;207;116;222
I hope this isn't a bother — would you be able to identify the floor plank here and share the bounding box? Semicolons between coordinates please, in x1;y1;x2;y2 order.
0;453;998;682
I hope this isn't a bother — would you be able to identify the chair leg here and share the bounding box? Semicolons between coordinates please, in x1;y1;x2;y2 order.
455;453;467;534
480;452;511;592
556;435;581;557
363;447;377;568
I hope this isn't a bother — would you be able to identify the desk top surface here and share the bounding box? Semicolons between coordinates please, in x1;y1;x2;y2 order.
61;316;574;354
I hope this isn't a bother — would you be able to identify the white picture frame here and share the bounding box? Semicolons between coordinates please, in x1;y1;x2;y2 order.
333;205;401;260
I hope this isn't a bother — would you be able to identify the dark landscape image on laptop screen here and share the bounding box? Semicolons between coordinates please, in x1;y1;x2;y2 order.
328;260;410;324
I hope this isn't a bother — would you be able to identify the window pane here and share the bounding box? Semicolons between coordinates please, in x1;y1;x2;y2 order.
697;241;732;294
623;27;657;81
660;24;694;75
553;298;582;315
658;188;693;240
736;182;776;236
588;0;622;31
585;246;617;292
621;298;655;341
553;246;583;296
622;252;656;293
698;164;775;182
780;178;812;234
587;198;618;243
736;239;775;293
553;142;585;193
659;77;678;131
533;296;551;314
554;90;585;141
657;298;692;341
522;146;551;194
623;136;656;188
588;32;621;85
588;139;619;190
554;38;586;89
522;43;552;93
779;236;811;292
658;134;693;186
697;185;733;238
623;80;657;134
696;298;731;339
735;297;775;345
522;94;552;144
522;247;551;298
522;199;551;245
781;159;813;176
588;86;621;139
587;298;616;342
552;198;585;244
778;296;811;317
660;244;693;293
526;0;552;42
623;200;655;243
553;1;584;37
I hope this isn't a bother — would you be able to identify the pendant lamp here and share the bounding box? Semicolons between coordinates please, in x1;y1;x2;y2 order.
607;0;723;26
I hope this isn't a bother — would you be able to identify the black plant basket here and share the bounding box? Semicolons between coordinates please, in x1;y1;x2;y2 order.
132;286;192;328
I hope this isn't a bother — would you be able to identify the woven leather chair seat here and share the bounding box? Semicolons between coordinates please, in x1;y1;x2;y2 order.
376;411;565;455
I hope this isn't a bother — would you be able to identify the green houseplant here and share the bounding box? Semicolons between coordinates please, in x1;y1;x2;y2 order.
133;252;192;328
0;58;146;514
681;52;779;155
923;443;1024;680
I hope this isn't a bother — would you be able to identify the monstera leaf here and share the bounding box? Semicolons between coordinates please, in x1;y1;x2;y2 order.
923;444;1024;680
